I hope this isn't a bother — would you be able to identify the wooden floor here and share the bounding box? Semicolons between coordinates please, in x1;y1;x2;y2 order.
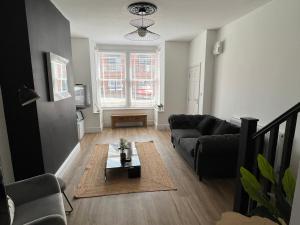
62;127;234;225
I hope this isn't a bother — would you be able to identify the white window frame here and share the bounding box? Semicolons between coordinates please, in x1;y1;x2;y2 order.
130;52;156;108
98;52;127;108
96;48;158;109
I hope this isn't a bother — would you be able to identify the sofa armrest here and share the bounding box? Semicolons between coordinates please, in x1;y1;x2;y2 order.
24;214;66;225
194;134;240;179
168;114;203;129
6;173;60;206
196;134;240;156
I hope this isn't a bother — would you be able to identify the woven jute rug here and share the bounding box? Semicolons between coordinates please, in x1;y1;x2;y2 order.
74;141;176;198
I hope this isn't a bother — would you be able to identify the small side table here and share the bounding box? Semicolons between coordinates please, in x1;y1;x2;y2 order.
57;177;73;214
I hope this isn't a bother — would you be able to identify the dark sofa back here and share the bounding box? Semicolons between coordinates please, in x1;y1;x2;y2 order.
196;115;240;135
168;114;204;129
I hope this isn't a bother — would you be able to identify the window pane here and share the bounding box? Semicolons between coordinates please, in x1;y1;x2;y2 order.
98;52;127;107
130;53;156;107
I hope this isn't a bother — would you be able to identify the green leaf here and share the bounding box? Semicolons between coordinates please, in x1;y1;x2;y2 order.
274;185;291;223
240;167;277;215
282;168;296;203
257;154;276;184
240;167;262;195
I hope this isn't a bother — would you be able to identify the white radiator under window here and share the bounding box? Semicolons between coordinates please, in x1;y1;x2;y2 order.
230;116;285;174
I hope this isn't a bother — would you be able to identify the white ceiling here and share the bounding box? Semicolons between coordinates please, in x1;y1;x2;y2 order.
51;0;271;46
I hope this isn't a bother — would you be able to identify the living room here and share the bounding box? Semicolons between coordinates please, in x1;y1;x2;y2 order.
1;0;300;224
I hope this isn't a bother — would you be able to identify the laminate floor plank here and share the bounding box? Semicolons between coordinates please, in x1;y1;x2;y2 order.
63;127;234;225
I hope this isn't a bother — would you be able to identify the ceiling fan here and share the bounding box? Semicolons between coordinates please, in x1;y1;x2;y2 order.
124;2;160;41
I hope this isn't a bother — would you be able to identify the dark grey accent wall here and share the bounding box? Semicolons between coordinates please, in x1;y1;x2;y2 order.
25;0;78;173
1;0;78;180
2;0;45;181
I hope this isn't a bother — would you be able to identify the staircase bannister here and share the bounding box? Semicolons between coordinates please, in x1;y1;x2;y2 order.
234;103;300;216
234;118;258;213
280;114;298;179
252;102;300;139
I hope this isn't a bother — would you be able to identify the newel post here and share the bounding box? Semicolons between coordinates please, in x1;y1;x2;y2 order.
233;117;259;214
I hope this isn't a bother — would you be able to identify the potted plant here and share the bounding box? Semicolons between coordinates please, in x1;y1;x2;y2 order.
157;104;164;111
119;138;128;163
240;154;296;225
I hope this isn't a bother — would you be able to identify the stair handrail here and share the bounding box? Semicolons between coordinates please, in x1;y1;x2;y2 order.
252;102;300;139
234;102;300;214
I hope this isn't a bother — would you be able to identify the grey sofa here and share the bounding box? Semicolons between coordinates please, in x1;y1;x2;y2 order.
169;114;240;180
0;170;67;225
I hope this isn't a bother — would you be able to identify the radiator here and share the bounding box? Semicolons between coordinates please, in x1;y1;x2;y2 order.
230;116;285;174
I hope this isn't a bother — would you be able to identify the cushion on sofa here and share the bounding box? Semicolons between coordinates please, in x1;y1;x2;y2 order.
212;121;240;135
172;129;201;144
196;116;217;135
169;114;204;129
179;138;199;157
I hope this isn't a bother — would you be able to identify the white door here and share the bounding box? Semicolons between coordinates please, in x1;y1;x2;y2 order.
187;65;201;114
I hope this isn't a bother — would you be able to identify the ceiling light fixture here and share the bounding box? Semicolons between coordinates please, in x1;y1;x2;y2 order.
125;2;160;41
128;2;157;16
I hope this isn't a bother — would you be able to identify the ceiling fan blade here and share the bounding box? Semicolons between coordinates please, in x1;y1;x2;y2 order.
144;29;160;40
124;30;139;40
124;28;160;41
129;18;155;28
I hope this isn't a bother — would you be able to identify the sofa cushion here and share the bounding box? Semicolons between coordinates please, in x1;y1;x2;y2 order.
169;114;204;129
13;193;66;225
196;116;217;135
172;129;201;144
179;138;199;157
212;121;240;135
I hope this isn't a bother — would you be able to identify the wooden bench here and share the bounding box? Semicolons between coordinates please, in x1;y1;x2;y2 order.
111;114;147;128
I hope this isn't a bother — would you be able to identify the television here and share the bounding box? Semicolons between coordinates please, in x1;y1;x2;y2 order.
74;84;90;109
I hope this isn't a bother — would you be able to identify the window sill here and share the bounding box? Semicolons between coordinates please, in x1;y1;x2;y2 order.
102;107;154;111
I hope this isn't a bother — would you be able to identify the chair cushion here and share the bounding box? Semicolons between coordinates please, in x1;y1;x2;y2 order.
212;121;240;135
13;193;66;225
179;138;199;157
196;116;217;135
57;177;66;191
171;129;202;144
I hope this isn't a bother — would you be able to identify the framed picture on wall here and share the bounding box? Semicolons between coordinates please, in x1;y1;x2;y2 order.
46;52;71;101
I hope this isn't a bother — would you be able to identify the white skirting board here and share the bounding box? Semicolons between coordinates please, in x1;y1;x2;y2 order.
55;142;80;177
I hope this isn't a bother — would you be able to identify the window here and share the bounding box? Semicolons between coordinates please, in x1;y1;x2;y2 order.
98;52;126;107
97;51;157;108
104;55;122;72
130;53;156;107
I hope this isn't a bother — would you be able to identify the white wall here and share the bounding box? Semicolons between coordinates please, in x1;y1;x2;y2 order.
154;42;165;129
71;38;101;133
156;41;190;128
211;1;300;222
189;30;217;114
189;32;206;68
212;0;300;172
0;88;14;183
